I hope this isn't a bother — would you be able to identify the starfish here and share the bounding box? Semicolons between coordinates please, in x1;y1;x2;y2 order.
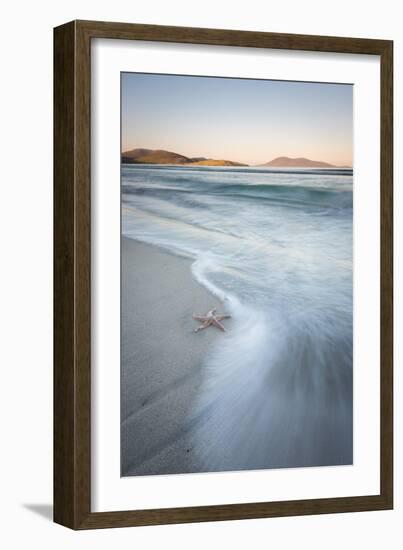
192;308;231;333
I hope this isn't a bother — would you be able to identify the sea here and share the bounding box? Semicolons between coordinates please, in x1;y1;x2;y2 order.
122;164;353;471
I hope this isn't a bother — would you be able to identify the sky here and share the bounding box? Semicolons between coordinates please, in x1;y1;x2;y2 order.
121;72;353;166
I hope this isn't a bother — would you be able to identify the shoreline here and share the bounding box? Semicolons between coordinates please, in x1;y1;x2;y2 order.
121;237;229;476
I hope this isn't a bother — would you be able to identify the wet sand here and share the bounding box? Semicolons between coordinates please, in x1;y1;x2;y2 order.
121;237;227;476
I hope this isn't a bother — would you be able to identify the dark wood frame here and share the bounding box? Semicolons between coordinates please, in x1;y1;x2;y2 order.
54;19;393;530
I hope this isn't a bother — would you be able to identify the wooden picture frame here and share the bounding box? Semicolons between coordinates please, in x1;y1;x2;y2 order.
54;19;393;529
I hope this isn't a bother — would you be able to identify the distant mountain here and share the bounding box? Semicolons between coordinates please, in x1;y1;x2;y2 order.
261;156;336;168
121;148;248;167
122;148;190;165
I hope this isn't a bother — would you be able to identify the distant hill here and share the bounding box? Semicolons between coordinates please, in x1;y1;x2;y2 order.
122;148;190;165
122;148;248;167
261;156;336;168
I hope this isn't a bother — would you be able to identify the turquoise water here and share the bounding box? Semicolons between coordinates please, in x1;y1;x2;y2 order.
122;164;353;470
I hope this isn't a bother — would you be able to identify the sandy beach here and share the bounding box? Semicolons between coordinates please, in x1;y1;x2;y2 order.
121;237;229;476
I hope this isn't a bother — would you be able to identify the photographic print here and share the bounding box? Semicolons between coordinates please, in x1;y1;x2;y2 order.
120;72;353;477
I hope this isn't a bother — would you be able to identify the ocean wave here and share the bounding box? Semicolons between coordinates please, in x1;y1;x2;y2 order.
188;251;352;471
123;181;353;211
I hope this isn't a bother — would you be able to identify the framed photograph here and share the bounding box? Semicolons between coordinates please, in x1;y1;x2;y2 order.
54;20;393;529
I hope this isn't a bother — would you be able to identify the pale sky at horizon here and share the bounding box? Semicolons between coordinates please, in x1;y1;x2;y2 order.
121;72;353;166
